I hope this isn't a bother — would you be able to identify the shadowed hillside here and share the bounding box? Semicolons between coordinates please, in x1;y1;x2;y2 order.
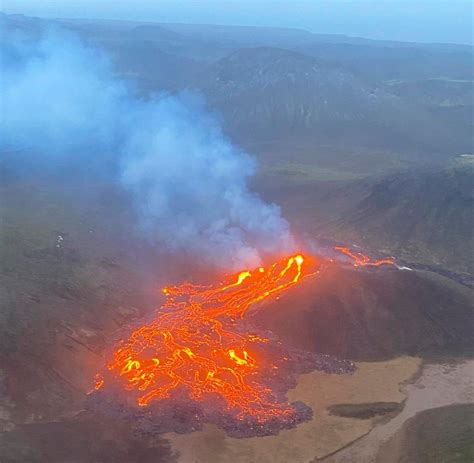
325;158;474;274
253;263;473;360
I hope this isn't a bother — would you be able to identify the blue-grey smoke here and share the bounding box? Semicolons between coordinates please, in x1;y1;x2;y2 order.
0;29;128;155
0;26;294;268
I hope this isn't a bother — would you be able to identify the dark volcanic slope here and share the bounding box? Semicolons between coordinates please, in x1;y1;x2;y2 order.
0;176;159;427
327;159;474;275
0;419;176;463
253;263;473;361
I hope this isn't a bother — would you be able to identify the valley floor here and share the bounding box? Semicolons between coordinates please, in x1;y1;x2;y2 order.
164;358;473;463
323;359;474;463
165;357;420;462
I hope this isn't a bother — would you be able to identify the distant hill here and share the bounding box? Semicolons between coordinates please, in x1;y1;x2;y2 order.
159;22;473;53
385;78;474;108
196;46;468;154
2;14;472;155
295;43;473;83
100;40;200;92
197;46;386;139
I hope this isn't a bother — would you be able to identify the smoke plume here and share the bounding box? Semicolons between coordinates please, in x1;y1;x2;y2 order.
0;23;294;268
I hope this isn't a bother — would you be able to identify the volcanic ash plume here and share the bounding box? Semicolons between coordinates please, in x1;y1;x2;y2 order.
119;94;295;268
0;25;294;268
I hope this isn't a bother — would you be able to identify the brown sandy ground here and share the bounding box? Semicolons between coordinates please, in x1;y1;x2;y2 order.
323;359;474;463
165;357;421;463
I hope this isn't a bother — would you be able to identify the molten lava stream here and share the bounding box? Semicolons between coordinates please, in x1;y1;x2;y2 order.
95;254;313;422
334;246;395;267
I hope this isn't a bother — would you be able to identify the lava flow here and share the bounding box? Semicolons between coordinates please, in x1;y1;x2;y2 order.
94;254;314;424
335;246;395;267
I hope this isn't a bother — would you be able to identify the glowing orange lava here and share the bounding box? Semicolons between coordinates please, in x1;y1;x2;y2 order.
335;246;395;267
95;254;312;422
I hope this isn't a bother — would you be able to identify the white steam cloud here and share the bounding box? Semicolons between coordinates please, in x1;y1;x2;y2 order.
0;26;294;268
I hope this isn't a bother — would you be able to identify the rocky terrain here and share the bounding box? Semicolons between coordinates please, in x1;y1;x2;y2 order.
0;12;473;463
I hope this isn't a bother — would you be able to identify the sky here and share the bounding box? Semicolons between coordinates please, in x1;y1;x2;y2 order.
2;0;473;44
